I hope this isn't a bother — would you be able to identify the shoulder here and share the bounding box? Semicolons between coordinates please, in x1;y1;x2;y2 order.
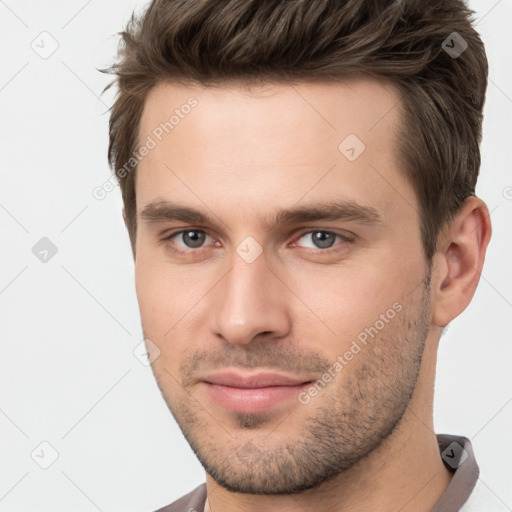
152;483;207;512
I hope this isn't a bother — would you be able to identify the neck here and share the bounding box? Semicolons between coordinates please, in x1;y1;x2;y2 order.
204;335;452;512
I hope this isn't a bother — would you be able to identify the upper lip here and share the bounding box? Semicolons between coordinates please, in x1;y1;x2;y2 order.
201;370;312;388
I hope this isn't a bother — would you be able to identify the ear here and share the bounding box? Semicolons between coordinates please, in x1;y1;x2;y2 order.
431;196;492;327
122;208;128;227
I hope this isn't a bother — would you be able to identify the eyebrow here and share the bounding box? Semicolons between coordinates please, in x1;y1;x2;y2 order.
139;199;383;232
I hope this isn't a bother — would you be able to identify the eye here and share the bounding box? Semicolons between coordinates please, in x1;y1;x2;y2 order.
162;228;352;255
294;230;351;251
163;229;215;253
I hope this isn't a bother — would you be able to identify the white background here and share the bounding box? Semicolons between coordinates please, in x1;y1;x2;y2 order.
1;1;511;511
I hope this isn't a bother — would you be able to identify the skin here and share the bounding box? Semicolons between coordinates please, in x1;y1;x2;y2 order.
131;77;491;512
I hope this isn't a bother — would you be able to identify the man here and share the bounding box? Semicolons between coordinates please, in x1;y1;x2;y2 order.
104;0;495;510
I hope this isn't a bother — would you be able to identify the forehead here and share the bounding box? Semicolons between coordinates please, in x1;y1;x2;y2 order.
138;77;402;147
135;77;415;229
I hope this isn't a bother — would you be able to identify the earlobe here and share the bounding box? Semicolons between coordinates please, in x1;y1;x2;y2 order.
432;197;492;327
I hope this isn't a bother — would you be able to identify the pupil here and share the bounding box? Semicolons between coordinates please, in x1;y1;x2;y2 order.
184;231;204;248
313;232;334;249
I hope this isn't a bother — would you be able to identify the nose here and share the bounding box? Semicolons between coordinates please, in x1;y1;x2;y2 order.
211;249;292;347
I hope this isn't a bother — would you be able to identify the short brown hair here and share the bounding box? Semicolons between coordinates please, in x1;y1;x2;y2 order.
103;0;488;261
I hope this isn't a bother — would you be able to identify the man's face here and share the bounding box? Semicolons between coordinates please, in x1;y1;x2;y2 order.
134;78;433;493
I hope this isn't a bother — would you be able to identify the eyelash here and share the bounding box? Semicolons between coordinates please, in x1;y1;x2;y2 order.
161;228;353;256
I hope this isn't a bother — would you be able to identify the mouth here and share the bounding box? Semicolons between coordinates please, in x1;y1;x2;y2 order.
200;370;313;414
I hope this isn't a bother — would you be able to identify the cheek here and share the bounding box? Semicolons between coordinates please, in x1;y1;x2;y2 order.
288;256;419;354
135;267;185;374
135;252;176;336
134;253;210;360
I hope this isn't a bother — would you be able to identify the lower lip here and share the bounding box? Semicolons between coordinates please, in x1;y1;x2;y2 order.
203;382;311;413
